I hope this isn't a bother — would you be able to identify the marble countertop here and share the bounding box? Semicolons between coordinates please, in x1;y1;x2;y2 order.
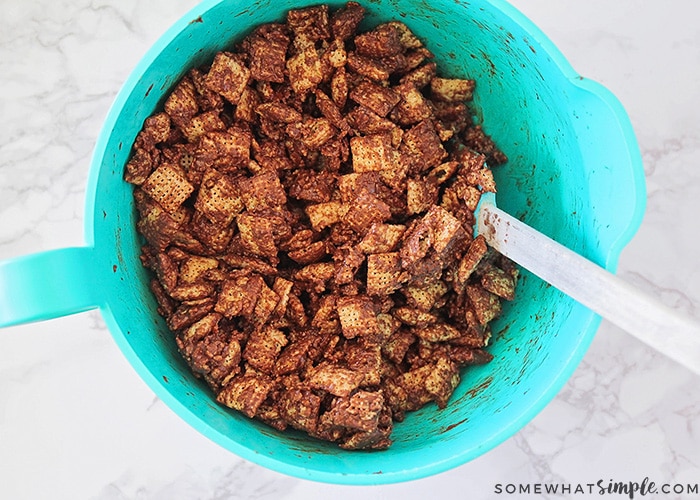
1;0;699;498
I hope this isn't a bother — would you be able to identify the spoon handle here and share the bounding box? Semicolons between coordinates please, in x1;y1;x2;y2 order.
477;195;700;376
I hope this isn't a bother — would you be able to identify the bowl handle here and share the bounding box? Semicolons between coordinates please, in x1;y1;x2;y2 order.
0;247;99;327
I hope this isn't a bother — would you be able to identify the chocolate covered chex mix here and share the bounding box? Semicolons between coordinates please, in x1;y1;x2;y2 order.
126;2;511;450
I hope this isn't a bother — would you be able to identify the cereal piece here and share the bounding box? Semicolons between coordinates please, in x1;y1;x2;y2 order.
424;357;460;408
406;177;438;215
349;80;401;117
390;82;433;126
205;52;250;104
125;148;156;185
235;86;261;123
449;323;490;348
191;211;234;254
278;387;322;433
252;280;281;326
134;191;202;253
195;128;252;173
220;254;276;277
181;110;226;143
314;89;351;134
136;112;171;150
392;307;438;327
330;1;365;41
149;278;175;317
339;417;392;450
447;346;493;366
357;223;405;254
424;205;468;257
164;76;199;127
399;218;432;269
336;295;379;340
235;213;278;259
305;201;348;231
375;312;398;341
332;246;365;285
454;234;488;290
253;139;294;171
403;47;434;72
270;277;294;319
318;137;346;172
330;66;349;108
189;333;241;380
215;273;265;318
279;229;315;252
480;265;516;300
465;284;502;325
288;240;327;265
176;312;222;359
307;363;364;397
275;335;317;376
384;21;422;50
382;329;416;364
217;373;274;418
400;205;466;273
433;101;471;135
256;102;303;124
400;119;447;172
414;323;463;342
169;283;214;302
287;45;324;95
430;77;476;102
322;390;384;432
346;106;396;135
194;169;244;226
337;172;379;202
179;256;219;284
141;163;194;214
394;365;433;411
350;133;399;172
398;62;437;90
344;342;382;385
247;24;290;83
403;280;448;312
294;262;336;292
286;169;336;203
189;67;225;112
322;38;348;69
311;294;340;334
344;192;392;233
464;163;497;193
346;52;390;82
354;24;403;58
243;326;288;373
288;117;337;149
366;252;404;296
150;251;178;293
287;5;331;41
238;170;287;212
167;297;216;331
378;52;408;74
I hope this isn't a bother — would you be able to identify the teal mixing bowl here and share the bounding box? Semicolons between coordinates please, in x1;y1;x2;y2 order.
0;0;645;484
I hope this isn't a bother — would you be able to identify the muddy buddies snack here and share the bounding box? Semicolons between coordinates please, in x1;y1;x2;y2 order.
126;2;515;450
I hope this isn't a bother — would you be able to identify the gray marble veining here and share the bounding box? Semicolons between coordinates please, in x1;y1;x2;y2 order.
1;1;699;498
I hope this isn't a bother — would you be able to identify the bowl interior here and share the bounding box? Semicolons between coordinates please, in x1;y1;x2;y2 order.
86;0;644;484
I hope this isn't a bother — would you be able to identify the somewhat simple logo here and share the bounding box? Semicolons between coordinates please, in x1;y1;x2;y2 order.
493;477;699;498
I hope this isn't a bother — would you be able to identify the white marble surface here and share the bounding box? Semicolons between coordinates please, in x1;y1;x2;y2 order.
1;0;699;498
